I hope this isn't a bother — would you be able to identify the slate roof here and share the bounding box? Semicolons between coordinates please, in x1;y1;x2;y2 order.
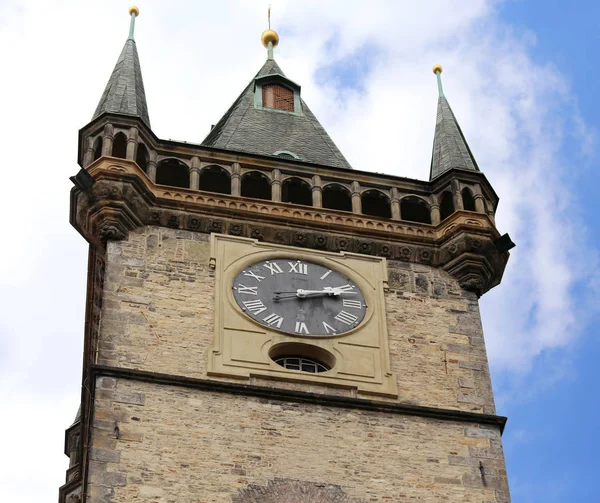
93;38;150;127
429;95;479;180
202;59;352;170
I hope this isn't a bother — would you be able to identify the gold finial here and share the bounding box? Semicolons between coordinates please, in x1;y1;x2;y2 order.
432;64;443;74
261;29;279;48
261;5;279;49
129;6;139;17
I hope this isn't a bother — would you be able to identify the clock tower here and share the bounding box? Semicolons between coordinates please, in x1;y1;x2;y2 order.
60;8;514;503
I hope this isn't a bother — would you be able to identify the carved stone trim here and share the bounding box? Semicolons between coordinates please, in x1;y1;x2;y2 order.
232;478;366;503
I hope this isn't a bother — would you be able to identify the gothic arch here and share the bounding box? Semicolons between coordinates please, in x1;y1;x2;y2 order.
112;132;127;159
156;158;189;188
439;190;454;221
282;177;312;206
200;165;231;194
462;187;476;211
232;478;366;503
241;171;271;200
400;195;431;224
322;183;352;212
361;189;391;218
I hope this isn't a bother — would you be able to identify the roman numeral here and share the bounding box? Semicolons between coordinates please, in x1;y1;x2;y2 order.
294;322;310;334
319;270;332;280
334;310;358;326
334;284;354;292
264;262;283;275
342;299;363;309
263;313;284;328
322;322;337;334
243;270;265;282
237;284;258;295
243;299;267;315
288;261;308;274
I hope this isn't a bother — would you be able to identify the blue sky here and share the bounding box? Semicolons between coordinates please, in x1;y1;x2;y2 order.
491;2;600;500
0;1;598;501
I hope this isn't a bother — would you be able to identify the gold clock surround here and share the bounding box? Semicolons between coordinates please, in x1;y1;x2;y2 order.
208;234;398;398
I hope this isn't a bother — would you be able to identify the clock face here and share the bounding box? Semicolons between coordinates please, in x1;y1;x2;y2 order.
232;258;367;336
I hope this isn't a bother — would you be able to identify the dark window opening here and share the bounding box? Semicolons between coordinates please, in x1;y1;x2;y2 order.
112;132;127;159
462;188;476;211
241;171;272;200
156;159;189;188
199;165;231;194
282;177;312;206
263;84;294;112
93;137;103;161
274;356;330;373
322;184;352;212
136;143;149;173
361;189;391;218
401;196;431;224
439;191;454;221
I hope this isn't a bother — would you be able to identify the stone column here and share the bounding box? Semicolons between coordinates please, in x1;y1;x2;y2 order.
147;150;158;182
101;124;114;156
452;179;464;210
83;136;95;167
126;127;139;161
312;175;323;208
272;169;282;202
351;181;362;214
473;185;486;213
231;163;241;196
190;157;201;190
430;204;441;225
390;187;401;220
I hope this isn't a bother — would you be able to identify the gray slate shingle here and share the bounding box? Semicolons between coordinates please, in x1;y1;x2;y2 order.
93;39;150;127
430;96;478;180
202;59;352;170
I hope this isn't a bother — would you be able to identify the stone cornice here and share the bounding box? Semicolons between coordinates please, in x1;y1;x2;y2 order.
70;158;509;295
90;365;508;433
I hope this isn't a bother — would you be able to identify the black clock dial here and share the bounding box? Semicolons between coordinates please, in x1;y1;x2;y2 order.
232;258;367;336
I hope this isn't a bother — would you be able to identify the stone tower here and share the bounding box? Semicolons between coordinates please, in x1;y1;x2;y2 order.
60;8;514;503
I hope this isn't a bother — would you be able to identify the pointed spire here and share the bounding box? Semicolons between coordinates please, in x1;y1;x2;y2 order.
429;65;479;180
202;15;351;169
92;6;151;127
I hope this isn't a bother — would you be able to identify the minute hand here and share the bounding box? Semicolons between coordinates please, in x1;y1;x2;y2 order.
296;288;357;298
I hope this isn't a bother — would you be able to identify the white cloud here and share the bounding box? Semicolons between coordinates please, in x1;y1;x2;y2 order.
0;0;597;500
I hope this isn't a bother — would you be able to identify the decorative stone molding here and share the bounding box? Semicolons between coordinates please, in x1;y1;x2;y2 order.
232;478;366;503
70;158;509;295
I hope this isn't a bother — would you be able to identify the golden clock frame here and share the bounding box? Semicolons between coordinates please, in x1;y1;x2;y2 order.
208;234;398;398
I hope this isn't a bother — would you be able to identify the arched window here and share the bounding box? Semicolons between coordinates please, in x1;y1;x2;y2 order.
135;143;149;173
282;177;312;206
93;137;103;161
361;190;391;218
274;356;330;373
322;184;352;212
241;171;271;200
199;165;231;194
439;191;454;221
112;132;127;159
156;159;189;188
263;84;294;112
462;187;476;211
401;196;431;224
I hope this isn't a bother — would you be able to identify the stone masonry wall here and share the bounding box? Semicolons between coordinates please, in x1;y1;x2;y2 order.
87;377;510;503
98;226;496;413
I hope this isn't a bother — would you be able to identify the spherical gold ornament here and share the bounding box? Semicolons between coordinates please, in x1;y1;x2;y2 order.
261;29;279;48
432;64;443;74
129;6;139;17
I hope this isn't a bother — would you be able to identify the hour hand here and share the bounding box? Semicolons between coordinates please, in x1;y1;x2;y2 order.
296;289;333;298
